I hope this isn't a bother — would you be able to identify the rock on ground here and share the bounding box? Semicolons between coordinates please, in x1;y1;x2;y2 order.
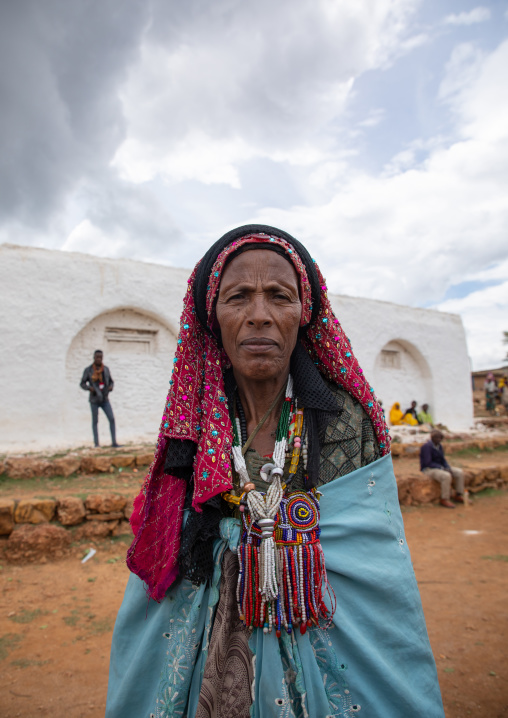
0;499;15;535
397;476;441;506
135;452;153;467
80;455;113;473
112;520;133;537
123;499;135;520
86;512;124;521
3;524;71;562
14;499;56;524
85;494;127;514
74;521;118;540
52;455;81;477
57;497;86;526
5;457;53;479
111;455;136;468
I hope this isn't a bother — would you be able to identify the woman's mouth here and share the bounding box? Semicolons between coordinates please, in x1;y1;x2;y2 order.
240;337;278;352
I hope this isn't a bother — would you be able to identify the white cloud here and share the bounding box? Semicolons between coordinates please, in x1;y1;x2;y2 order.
463;258;508;283
0;0;505;371
62;174;183;263
438;43;484;102
358;108;386;128
0;0;147;225
245;38;508;369
115;132;255;188
112;0;420;185
435;282;508;370
443;7;491;26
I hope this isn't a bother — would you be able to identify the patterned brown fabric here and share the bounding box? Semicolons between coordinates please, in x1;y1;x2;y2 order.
196;550;254;718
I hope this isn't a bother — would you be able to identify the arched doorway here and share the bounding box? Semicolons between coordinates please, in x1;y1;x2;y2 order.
373;339;433;420
65;308;177;445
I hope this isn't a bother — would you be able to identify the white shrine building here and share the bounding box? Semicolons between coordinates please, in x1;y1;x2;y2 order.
0;244;473;452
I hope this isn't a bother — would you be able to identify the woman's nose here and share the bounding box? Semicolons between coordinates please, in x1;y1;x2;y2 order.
246;294;272;326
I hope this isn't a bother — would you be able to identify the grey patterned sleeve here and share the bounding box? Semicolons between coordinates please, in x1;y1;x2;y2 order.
317;383;380;488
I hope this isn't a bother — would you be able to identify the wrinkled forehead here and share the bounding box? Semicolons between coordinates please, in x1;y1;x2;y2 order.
205;233;313;328
219;245;299;287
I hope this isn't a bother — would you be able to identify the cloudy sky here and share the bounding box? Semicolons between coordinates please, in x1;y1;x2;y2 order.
1;0;507;370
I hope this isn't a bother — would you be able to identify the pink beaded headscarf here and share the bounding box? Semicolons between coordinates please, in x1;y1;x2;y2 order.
127;228;390;601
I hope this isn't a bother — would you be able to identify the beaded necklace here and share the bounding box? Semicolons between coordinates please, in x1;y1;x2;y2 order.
223;376;334;636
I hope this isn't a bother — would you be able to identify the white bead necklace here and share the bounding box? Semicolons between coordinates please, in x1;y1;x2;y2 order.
231;375;294;602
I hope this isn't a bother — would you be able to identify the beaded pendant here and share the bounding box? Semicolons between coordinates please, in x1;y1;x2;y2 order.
237;488;332;636
226;377;334;636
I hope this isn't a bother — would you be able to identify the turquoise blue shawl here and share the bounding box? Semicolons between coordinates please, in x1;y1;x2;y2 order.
106;454;444;717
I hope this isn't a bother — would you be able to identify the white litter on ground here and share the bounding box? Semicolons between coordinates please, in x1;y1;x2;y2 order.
81;547;97;564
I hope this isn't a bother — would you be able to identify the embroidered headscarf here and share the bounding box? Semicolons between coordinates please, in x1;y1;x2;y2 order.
127;225;390;600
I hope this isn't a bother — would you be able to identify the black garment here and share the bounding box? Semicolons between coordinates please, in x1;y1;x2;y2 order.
420;440;451;472
80;364;114;405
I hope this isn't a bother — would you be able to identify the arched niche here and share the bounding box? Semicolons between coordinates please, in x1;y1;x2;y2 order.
373;339;433;419
65;307;177;444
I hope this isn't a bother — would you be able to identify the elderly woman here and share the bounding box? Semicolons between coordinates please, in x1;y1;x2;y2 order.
106;226;444;718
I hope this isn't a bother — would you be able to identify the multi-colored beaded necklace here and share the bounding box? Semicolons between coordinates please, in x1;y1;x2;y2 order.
223;375;333;636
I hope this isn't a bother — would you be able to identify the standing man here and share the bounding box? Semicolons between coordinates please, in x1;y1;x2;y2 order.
80;350;119;447
420;430;464;508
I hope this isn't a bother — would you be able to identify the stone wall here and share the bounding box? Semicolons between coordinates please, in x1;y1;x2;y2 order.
1;450;153;480
397;464;508;506
0;493;135;563
2;468;507;563
332;294;473;430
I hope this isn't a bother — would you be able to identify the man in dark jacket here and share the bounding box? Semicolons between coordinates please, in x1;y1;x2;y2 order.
420;430;464;508
80;350;119;447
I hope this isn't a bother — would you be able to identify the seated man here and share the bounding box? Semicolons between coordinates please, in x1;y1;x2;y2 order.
418;403;434;427
404;400;421;425
420;430;465;508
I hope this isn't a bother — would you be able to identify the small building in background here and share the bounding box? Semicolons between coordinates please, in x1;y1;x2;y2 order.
471;368;507;392
0;244;474;451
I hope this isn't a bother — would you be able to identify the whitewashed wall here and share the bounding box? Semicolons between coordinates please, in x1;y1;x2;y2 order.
329;295;473;429
0;244;186;451
0;244;473;452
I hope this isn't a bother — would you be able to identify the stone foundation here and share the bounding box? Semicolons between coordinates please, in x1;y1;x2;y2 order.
0;492;135;563
1;460;507;562
0;450;153;480
390;436;508;457
397;464;508;506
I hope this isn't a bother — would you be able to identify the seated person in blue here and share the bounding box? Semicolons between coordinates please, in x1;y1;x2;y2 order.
420;430;465;508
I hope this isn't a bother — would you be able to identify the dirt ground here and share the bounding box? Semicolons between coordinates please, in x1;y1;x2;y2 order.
1;455;508;717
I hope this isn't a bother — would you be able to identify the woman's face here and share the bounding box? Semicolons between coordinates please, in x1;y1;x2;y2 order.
215;249;302;383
